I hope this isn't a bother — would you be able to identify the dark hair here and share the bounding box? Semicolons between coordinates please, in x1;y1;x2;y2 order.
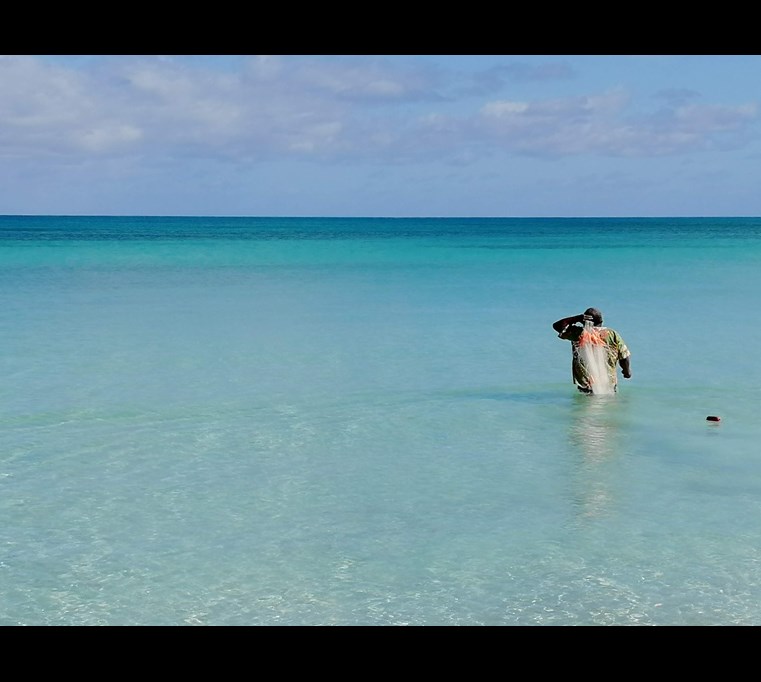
584;307;603;326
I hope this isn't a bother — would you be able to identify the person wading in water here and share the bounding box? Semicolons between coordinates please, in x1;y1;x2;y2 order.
553;307;632;394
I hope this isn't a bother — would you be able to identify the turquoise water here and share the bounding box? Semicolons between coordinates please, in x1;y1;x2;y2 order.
2;215;761;626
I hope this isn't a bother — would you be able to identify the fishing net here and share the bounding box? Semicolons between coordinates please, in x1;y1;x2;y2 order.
577;320;615;395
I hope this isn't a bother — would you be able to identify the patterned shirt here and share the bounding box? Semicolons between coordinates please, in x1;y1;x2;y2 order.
558;324;631;389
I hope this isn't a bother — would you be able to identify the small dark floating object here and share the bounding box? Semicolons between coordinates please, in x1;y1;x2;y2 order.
706;415;721;422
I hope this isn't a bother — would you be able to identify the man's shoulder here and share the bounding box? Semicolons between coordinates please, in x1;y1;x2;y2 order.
603;327;626;342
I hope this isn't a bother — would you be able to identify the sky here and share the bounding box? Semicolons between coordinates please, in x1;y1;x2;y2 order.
2;54;761;218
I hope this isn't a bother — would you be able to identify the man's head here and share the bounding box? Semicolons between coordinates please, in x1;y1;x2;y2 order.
584;307;603;326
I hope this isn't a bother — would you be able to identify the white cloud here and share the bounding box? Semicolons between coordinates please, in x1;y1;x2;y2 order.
474;88;758;157
0;55;758;170
481;101;530;116
77;124;143;152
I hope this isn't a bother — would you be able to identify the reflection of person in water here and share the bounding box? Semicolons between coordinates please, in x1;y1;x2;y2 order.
553;307;632;394
568;394;621;519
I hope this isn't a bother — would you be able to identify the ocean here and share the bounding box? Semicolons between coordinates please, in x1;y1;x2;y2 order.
1;215;761;626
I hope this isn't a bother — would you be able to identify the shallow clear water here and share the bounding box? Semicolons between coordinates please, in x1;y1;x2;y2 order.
1;216;761;625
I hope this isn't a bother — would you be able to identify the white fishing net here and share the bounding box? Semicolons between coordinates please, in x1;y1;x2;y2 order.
577;320;615;395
